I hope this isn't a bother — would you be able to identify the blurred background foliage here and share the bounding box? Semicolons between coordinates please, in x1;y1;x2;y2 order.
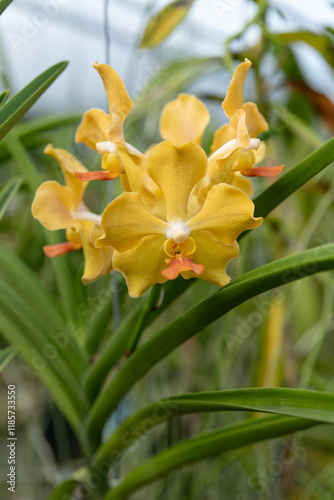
1;0;334;498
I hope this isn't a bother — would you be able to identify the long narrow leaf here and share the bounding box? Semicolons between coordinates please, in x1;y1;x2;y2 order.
0;282;87;411
139;0;195;48
0;177;22;221
86;243;334;446
0;312;83;436
0;89;10;107
0;242;86;371
94;387;334;468
104;415;320;500
0;0;13;15
0;61;68;140
0;345;19;373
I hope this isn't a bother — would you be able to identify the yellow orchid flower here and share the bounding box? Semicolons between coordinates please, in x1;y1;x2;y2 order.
31;145;113;284
75;62;145;183
96;140;262;297
207;59;283;194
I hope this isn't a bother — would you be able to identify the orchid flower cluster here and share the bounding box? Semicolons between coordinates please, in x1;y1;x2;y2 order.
32;59;283;297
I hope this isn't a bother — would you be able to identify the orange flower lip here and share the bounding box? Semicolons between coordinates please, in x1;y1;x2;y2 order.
75;170;119;181
242;165;285;178
162;255;204;280
43;241;81;258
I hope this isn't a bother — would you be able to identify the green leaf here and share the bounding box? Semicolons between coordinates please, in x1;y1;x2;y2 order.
0;0;13;15
139;0;195;48
85;244;334;446
0;279;87;410
276;31;334;67
84;279;190;401
0;61;68;141
94;387;334;469
0;89;10;107
0;177;22;221
103;415;319;500
0;312;83;438
0;346;19;373
47;479;81;500
0;242;86;372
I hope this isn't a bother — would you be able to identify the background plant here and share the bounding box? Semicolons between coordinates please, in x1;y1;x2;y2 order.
1;1;334;499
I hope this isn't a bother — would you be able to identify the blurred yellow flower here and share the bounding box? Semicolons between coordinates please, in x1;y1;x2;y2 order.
75;62;145;183
96;141;262;297
205;58;283;197
31;145;113;284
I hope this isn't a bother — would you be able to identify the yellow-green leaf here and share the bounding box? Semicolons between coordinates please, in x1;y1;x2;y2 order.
140;0;195;48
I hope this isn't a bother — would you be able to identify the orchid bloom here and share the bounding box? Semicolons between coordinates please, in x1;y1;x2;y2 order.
205;59;284;197
75;62;144;183
31;145;113;284
96;140;262;297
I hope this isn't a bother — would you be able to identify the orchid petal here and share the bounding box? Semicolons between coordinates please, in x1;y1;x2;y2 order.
222;58;252;119
210;123;236;154
242;102;269;137
113;235;167;297
96;192;167;252
188;183;262;245
32;181;81;232
147;141;207;222
79;221;113;284
182;233;239;287
75;108;112;149
93;62;133;119
44;144;87;210
160;93;210;146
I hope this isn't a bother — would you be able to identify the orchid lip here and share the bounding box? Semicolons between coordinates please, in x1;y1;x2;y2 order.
209;138;260;160
166;221;190;243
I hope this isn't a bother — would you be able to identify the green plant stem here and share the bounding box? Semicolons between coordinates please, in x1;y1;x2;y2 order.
84;279;190;402
85;244;334;447
126;284;161;355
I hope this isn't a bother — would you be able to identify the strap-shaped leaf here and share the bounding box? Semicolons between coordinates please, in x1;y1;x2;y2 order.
104;415;319;500
0;61;68;141
0;0;13;15
86;243;334;445
0;89;10;107
47;479;81;500
139;0;195;48
0;177;22;221
94;387;334;468
0;345;19;373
